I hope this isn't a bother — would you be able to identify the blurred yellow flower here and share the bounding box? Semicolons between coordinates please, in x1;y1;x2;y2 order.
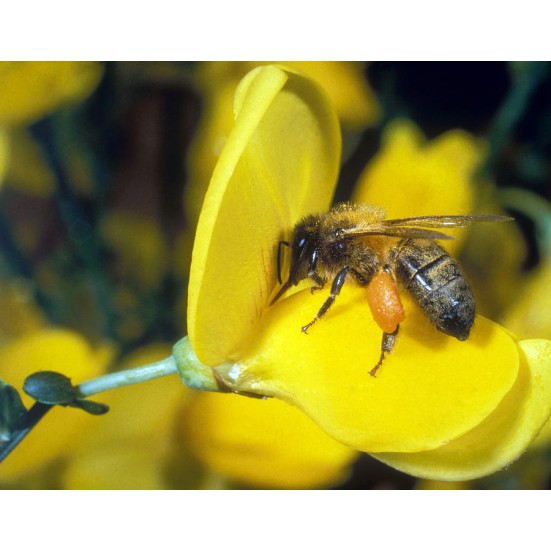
502;253;551;341
0;328;113;486
179;64;551;482
0;61;102;196
0;62;102;127
177;391;358;489
62;344;187;490
353;119;481;253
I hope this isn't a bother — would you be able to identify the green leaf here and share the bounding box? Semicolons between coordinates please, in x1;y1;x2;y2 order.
23;371;78;405
70;398;109;415
0;380;28;442
22;371;110;416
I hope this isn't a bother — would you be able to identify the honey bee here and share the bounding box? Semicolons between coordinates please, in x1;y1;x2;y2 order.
271;202;512;376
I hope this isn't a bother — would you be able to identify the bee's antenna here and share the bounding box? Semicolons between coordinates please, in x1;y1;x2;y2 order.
277;240;290;285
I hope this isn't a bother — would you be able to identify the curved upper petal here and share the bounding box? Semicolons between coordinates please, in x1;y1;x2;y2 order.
188;65;341;366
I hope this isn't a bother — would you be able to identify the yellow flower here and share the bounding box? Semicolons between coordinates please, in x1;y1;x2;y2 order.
176;391;358;489
0;328;113;485
353;119;481;250
178;64;551;481
0;62;102;127
0;61;102;196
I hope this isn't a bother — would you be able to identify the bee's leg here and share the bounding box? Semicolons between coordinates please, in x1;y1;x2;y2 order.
370;326;400;377
309;273;326;294
302;267;350;333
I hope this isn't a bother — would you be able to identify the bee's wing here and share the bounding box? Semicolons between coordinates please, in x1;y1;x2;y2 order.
338;214;512;241
384;214;513;228
338;225;455;240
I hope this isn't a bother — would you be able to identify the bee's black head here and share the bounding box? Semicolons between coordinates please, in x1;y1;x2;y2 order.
289;217;320;285
271;216;320;305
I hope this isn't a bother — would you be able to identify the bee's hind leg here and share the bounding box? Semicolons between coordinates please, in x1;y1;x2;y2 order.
370;326;400;377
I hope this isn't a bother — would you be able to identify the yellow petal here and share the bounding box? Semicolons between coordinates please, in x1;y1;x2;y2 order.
352;120;485;253
502;258;551;340
279;62;380;130
178;391;357;489
353;119;482;217
184;61;377;233
0;329;113;482
371;339;551;480
188;65;341;366
221;284;519;453
460;213;527;318
0;62;102;126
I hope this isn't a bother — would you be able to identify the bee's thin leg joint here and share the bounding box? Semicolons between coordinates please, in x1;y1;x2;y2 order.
302;267;350;333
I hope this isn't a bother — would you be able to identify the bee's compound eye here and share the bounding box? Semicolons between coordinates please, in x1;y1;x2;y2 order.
297;237;307;249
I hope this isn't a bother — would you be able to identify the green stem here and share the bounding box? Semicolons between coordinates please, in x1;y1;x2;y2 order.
0;337;213;464
481;62;549;178
76;355;178;398
498;187;551;256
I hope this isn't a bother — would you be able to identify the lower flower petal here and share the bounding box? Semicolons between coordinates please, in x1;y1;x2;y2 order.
228;285;519;453
371;339;551;480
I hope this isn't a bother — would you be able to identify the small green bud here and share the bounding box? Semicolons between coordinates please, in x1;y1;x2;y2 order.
23;371;77;405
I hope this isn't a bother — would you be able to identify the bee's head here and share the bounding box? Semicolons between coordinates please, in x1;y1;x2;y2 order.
271;215;320;305
289;217;319;285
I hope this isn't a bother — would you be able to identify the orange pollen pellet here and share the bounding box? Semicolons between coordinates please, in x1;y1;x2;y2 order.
366;271;405;333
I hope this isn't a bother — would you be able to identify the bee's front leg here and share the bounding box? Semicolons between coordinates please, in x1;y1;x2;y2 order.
302;267;350;333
